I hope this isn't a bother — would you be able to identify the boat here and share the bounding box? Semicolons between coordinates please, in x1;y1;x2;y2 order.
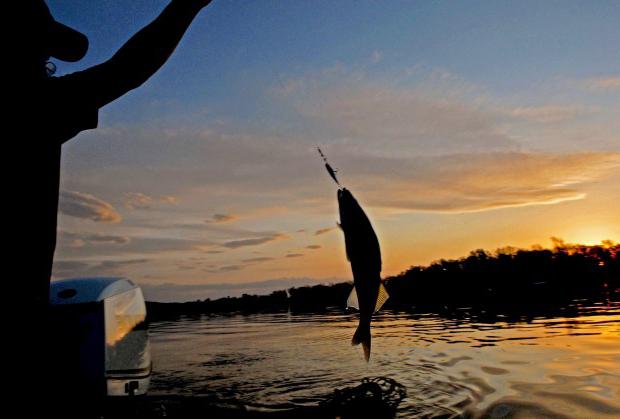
49;277;151;396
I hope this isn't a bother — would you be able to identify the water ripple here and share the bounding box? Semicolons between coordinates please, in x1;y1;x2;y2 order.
149;301;620;417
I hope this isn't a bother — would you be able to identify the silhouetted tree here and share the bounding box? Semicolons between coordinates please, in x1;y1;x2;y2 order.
147;241;619;321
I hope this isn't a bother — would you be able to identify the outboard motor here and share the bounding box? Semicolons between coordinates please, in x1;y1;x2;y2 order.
49;277;151;397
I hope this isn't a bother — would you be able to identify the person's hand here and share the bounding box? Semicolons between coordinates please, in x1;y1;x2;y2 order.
175;0;213;10
193;0;213;8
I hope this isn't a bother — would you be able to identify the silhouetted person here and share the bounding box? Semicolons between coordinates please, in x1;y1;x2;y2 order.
10;0;212;409
18;0;212;311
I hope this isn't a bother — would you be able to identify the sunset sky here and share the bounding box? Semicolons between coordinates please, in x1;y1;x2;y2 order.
49;0;620;301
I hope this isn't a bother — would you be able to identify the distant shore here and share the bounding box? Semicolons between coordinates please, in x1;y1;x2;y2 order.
147;241;619;321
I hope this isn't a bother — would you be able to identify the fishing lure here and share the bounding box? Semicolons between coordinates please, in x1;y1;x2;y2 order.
317;147;341;186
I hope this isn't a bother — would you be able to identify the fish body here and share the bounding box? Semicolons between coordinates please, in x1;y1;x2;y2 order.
338;188;388;361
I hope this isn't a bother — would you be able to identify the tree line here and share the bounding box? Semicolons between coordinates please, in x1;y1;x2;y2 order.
147;239;619;320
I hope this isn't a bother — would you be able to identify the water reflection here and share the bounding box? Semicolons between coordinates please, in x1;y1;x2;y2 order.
148;300;620;418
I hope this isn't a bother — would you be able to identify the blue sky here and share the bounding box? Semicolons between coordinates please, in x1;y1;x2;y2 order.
48;1;620;301
51;1;620;118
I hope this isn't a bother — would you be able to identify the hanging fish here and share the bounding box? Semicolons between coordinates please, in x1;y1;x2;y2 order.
338;188;389;362
317;148;388;361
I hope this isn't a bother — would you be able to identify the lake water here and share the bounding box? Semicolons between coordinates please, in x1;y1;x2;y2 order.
149;301;620;418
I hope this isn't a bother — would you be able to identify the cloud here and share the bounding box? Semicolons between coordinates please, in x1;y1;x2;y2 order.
52;260;90;275
59;231;130;247
52;258;149;278
279;72;518;154
124;192;153;210
176;264;196;271
207;213;239;223
94;258;150;271
124;192;178;209
509;105;584;124
58;235;211;258
355;152;620;213
160;195;178;205
285;253;304;258
585;76;620;90
242;257;275;263
59;190;121;223
200;264;251;274
218;265;244;272
222;233;288;249
315;227;336;236
306;245;322;250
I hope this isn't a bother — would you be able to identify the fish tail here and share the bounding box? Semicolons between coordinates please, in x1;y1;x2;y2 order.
352;324;371;362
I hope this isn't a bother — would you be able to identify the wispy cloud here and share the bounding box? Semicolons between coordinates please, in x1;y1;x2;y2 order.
52;260;90;275
160;195;178;205
124;192;177;209
58;234;210;257
59;231;130;247
585;76;620;90
221;233;288;249
59;190;121;223
508;105;585;124
278;70;517;154
242;257;275;263
356;152;620;213
315;227;336;236
124;192;153;210
207;213;239;223
218;264;244;272
53;258;149;278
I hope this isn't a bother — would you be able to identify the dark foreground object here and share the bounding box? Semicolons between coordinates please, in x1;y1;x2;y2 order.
92;377;406;419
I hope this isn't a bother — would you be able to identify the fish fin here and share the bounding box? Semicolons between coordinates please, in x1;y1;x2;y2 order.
362;341;371;362
346;286;359;310
373;283;389;313
352;325;371;362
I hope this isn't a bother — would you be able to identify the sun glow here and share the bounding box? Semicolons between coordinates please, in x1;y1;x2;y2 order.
562;225;618;246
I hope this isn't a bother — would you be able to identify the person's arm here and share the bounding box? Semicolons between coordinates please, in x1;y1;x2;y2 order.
78;0;212;108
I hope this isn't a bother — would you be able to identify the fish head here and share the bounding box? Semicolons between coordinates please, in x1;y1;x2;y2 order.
337;188;360;231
